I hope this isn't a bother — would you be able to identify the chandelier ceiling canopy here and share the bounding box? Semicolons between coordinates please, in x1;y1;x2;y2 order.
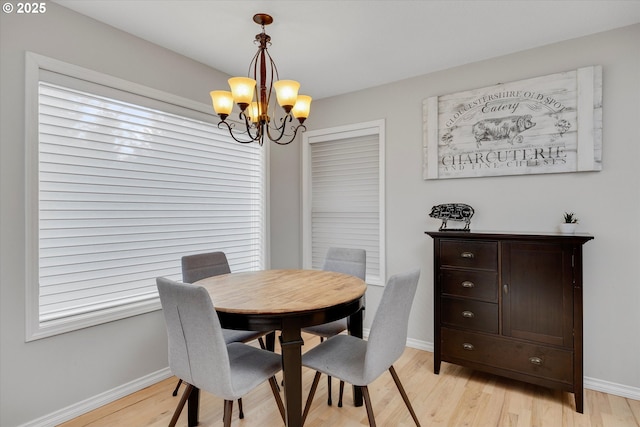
210;13;312;146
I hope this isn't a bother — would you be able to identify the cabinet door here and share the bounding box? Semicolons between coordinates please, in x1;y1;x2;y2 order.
502;241;574;348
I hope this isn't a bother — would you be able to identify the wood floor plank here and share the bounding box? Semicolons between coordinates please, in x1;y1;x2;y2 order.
58;335;639;427
629;398;640;425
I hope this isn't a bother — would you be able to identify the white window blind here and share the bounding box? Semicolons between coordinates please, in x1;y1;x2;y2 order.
303;121;385;285
35;81;264;328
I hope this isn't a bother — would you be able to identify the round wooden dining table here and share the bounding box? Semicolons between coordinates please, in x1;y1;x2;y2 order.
191;269;367;427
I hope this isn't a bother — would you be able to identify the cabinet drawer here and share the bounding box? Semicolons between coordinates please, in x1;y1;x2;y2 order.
441;269;498;302
439;240;497;270
441;298;498;334
441;327;573;384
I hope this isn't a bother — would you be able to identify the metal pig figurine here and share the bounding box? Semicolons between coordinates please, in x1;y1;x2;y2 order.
429;203;474;231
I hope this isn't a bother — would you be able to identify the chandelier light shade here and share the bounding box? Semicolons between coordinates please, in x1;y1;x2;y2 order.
210;13;312;145
291;95;312;120
209;91;234;119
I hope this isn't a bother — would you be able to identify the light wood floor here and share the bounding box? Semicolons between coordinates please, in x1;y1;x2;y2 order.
59;335;640;427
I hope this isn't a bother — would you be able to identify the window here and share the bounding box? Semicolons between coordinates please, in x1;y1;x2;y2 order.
302;120;385;285
25;53;267;341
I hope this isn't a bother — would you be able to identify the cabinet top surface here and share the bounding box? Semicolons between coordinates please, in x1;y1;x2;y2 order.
425;230;594;243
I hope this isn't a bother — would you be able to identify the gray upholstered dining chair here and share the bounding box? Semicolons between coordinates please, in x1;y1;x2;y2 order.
173;251;269;420
181;251;267;353
301;268;422;427
181;251;232;283
156;277;285;427
302;247;366;406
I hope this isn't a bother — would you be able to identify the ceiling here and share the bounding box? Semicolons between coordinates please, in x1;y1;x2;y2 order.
53;1;640;100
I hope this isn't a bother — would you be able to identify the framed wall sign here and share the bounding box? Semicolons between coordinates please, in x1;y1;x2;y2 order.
422;66;602;180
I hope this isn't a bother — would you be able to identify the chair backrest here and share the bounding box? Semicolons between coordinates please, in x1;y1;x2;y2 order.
323;247;366;280
156;277;235;397
363;268;420;384
181;251;231;283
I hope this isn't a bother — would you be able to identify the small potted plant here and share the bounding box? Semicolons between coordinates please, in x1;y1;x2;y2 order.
560;212;578;234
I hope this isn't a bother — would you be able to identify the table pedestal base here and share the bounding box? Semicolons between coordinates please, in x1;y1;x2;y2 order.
281;320;304;426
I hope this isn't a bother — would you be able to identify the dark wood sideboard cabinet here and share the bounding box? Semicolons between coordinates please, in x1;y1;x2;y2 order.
426;231;593;413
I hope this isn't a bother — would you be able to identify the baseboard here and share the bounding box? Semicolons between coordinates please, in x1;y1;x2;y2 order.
406;336;434;352
584;376;640;400
18;367;173;427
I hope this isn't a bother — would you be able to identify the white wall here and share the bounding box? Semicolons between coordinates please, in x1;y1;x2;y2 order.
270;24;640;393
0;4;232;426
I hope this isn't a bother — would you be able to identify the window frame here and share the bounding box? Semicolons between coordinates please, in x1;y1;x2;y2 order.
24;52;270;341
301;119;386;286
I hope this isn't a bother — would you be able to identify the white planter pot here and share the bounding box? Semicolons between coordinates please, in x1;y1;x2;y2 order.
559;223;577;234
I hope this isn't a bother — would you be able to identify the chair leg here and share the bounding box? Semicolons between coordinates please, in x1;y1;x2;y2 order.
171;378;183;396
237;398;244;419
266;331;276;351
302;372;322;425
258;337;266;349
361;386;376;427
389;365;421;427
268;376;286;423
223;400;233;427
327;375;332;405
169;383;193;427
338;380;345;407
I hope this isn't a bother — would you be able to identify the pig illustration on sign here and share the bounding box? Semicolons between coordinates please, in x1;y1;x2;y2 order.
429;203;474;231
471;114;536;147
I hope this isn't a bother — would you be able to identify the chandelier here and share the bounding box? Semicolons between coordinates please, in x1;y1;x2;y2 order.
210;13;312;146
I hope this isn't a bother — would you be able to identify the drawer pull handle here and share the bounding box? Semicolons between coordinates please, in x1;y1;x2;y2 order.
461;252;475;259
462;343;475;351
503;284;509;294
529;357;543;366
461;281;475;288
462;310;475;318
